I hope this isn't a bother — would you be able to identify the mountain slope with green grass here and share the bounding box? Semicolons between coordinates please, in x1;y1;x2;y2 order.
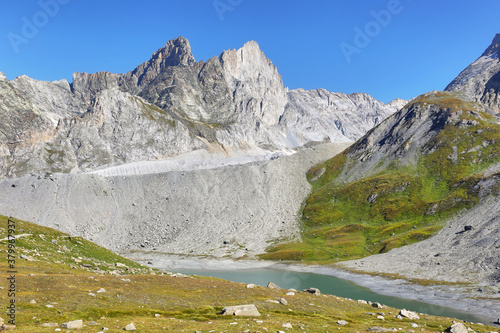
262;91;500;263
4;215;495;332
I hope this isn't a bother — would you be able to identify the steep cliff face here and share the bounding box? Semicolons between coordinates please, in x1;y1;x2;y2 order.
0;37;402;179
281;89;407;146
446;34;500;114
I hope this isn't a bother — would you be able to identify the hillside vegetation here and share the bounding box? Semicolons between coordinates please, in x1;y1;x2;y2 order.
262;92;500;263
3;215;495;332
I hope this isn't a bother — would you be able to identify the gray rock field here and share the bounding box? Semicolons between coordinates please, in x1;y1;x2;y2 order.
0;142;350;257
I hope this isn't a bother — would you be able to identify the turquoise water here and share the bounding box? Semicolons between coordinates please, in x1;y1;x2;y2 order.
175;267;489;323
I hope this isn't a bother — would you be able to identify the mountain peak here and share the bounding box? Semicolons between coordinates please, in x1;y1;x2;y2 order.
152;36;195;67
481;33;500;58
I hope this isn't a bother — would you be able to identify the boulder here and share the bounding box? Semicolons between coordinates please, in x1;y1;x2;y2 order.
337;320;349;326
399;309;420;320
278;298;288;305
372;302;384;309
445;322;468;333
221;304;261;316
1;324;15;330
304;287;320;295
246;284;255;289
267;282;281;289
61;320;83;329
124;323;136;331
367;327;392;332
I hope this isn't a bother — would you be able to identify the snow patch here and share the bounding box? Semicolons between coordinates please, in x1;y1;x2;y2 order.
87;148;295;177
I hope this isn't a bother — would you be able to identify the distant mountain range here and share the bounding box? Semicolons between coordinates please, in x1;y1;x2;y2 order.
0;37;405;179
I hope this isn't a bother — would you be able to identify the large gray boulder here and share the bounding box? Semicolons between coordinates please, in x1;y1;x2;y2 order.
60;320;83;329
221;304;261;316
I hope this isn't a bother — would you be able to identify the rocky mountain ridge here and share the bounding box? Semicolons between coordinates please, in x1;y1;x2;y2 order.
0;37;404;179
265;33;500;286
446;34;500;114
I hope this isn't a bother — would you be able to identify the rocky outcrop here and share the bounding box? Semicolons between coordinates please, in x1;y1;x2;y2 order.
281;89;406;146
0;37;402;179
446;34;500;114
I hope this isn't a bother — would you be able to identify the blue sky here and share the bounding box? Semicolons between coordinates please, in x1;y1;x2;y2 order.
0;0;498;103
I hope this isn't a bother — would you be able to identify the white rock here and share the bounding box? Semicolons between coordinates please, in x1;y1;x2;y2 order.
61;320;83;329
124;323;136;331
400;310;420;320
221;304;260;316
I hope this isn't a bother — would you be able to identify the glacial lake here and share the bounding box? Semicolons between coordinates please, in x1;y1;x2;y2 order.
174;267;488;324
124;253;493;325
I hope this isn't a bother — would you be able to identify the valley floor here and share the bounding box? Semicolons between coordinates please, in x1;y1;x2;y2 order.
123;252;500;326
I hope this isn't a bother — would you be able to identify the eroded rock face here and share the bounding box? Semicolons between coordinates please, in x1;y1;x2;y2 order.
281;89;406;146
0;37;402;179
446;34;500;114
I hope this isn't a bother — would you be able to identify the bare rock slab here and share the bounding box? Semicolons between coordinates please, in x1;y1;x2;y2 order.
61;320;83;329
221;304;261;316
399;309;420;320
446;322;468;333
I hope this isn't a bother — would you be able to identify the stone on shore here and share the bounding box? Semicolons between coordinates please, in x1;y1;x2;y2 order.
304;287;320;295
267;282;281;289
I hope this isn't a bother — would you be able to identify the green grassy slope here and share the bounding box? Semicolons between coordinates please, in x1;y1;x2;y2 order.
3;215;494;332
262;92;500;263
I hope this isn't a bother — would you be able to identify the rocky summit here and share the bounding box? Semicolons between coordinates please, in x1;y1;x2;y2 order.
0;36;403;179
446;34;500;114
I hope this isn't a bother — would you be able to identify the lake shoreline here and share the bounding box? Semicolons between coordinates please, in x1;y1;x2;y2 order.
123;252;499;326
